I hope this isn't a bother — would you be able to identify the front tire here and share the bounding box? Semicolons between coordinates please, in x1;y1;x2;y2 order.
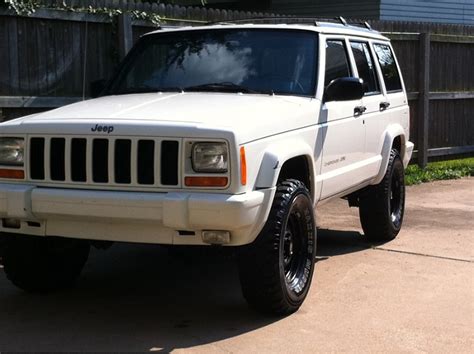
359;149;406;241
2;235;90;292
238;179;317;315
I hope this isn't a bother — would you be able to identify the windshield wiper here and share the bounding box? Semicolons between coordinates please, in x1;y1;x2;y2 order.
112;86;184;95
113;83;274;95
185;82;272;95
155;86;184;93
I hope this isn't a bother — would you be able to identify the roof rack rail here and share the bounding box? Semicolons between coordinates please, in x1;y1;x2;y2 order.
363;21;372;30
208;16;321;26
337;16;348;26
206;16;374;31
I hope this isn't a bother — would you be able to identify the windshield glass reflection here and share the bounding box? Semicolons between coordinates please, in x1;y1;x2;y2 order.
109;29;318;97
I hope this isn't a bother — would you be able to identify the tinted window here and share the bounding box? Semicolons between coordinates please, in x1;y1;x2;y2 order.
373;44;402;92
350;41;380;95
109;29;318;97
325;40;351;86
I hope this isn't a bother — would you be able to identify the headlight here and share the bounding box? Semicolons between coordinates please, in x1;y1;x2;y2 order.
192;142;228;173
0;138;25;166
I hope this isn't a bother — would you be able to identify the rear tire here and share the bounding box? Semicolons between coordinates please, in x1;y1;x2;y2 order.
238;179;317;315
359;149;405;241
2;235;90;292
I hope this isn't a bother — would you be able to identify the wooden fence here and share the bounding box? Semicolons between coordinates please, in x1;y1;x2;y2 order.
384;30;474;166
0;2;473;166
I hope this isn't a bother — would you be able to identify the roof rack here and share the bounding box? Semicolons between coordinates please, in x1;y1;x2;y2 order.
207;16;375;31
337;16;348;26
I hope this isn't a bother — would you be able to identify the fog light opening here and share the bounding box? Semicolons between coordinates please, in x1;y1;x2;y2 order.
202;230;231;245
177;230;195;236
27;221;41;228
2;218;21;229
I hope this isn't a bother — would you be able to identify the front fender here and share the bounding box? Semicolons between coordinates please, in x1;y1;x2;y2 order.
254;140;315;199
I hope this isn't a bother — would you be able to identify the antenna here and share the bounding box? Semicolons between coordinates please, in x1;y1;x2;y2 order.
363;21;372;30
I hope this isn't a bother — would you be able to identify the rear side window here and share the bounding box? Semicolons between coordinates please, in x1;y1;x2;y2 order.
373;43;402;92
350;41;380;95
325;40;351;87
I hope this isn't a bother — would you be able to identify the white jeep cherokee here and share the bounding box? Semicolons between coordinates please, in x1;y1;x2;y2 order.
0;21;413;314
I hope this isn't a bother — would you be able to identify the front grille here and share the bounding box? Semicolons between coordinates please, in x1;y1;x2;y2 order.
137;140;155;185
71;138;87;182
30;138;45;180
92;139;109;183
29;137;180;187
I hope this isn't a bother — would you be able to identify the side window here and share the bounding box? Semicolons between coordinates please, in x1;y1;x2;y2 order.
350;41;380;95
373;43;402;92
325;40;351;87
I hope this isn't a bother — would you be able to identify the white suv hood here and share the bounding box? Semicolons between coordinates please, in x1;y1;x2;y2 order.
4;93;319;143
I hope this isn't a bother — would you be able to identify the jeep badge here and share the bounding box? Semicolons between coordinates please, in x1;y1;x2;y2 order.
91;124;114;134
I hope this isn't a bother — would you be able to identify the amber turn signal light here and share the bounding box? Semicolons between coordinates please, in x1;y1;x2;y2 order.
0;169;24;179
240;146;247;186
185;176;228;187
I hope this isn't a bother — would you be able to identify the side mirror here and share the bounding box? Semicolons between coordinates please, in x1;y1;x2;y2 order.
324;77;364;102
90;79;107;98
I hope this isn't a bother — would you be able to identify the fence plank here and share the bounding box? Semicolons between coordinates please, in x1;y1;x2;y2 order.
430;92;474;100
0;96;83;107
418;33;431;168
412;145;474;159
0;8;111;24
427;146;474;157
431;34;474;44
7;18;19;96
117;13;133;59
0;19;10;95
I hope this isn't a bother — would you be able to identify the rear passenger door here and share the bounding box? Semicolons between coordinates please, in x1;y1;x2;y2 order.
319;38;366;199
348;40;385;176
366;42;409;167
373;42;406;111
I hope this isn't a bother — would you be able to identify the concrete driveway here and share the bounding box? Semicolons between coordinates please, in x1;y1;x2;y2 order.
0;178;473;352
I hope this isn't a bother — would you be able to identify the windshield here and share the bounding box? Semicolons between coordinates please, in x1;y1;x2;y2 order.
108;29;318;97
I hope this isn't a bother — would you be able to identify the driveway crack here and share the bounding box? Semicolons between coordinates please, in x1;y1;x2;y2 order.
372;247;473;263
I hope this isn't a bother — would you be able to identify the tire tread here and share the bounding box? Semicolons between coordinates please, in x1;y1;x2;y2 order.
359;149;405;241
238;179;315;315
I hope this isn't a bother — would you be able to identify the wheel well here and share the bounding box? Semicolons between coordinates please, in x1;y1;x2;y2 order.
392;136;402;155
277;156;312;196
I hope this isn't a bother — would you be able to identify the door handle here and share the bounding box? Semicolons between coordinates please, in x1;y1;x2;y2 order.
354;105;367;116
379;101;390;111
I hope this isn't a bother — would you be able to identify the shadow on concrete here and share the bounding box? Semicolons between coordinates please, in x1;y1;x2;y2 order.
316;228;373;259
0;244;281;352
0;228;374;351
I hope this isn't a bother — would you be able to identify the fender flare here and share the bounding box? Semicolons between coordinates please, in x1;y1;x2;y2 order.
373;124;407;185
255;140;316;199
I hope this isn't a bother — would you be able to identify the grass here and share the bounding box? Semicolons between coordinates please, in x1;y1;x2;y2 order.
405;157;474;185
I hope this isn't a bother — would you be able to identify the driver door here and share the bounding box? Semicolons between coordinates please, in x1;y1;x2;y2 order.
319;38;366;199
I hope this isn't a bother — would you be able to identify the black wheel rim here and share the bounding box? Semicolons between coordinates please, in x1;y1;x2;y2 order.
390;167;404;229
281;195;314;295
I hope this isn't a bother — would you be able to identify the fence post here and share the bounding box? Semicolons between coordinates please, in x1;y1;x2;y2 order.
418;32;430;168
117;13;133;59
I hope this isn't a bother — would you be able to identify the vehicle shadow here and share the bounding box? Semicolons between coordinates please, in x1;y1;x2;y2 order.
316;228;373;258
0;244;278;352
0;229;373;352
